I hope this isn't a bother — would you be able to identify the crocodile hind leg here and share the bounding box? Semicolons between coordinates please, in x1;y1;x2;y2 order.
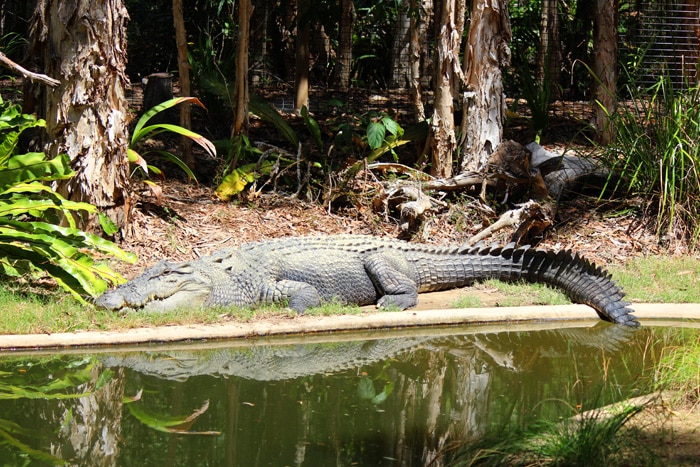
364;254;419;310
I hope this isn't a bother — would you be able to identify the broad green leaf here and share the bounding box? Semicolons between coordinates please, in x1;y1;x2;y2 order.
137;124;216;159
381;116;403;137
0;153;74;191
132;97;207;144
127;399;220;435
366;121;386;150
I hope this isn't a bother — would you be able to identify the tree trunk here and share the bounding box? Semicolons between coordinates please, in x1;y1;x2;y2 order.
30;0;132;232
538;0;561;100
592;0;618;145
50;365;126;465
391;0;411;89
232;0;253;136
459;0;511;173
294;0;310;113
429;0;466;178
333;0;354;91
409;0;433;123
173;0;194;169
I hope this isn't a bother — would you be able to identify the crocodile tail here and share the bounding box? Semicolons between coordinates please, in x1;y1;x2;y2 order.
463;243;639;327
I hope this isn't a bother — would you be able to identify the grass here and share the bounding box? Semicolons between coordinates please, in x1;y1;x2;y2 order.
610;255;700;303
451;404;651;466
451;279;572;309
654;328;700;406
599;73;700;247
0;254;696;335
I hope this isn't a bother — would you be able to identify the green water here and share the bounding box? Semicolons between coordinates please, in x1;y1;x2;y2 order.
0;322;692;466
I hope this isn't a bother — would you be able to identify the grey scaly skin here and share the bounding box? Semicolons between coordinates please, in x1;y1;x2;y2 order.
96;235;639;327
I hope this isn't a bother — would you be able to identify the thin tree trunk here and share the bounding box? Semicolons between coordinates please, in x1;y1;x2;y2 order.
459;0;511;173
232;0;253;136
391;0;411;89
333;0;354;91
409;0;426;122
173;0;194;169
592;0;618;145
429;0;466;178
538;0;561;100
30;0;132;232
294;0;310;113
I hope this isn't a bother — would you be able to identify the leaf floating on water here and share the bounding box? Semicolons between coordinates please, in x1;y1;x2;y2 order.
127;398;221;435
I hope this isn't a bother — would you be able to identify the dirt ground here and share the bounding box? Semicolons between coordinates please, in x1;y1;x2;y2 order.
112;178;698;465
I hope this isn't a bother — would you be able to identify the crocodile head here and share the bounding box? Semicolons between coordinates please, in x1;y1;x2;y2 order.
96;260;213;312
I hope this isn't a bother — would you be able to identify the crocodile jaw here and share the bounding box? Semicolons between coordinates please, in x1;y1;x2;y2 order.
95;261;214;312
96;284;211;312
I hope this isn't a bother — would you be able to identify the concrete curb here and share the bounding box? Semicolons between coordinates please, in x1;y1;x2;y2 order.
0;303;697;351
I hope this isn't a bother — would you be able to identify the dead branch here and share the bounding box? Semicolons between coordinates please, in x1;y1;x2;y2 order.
421;171;486;191
0;51;60;87
466;200;551;246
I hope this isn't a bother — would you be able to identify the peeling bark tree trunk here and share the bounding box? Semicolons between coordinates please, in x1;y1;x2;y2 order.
232;0;253;136
592;0;618;145
333;0;354;91
409;0;432;122
173;0;194;169
459;0;511;173
429;0;466;178
30;0;132;232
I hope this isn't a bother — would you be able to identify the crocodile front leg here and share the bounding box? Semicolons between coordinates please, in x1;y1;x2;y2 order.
364;254;419;310
261;280;323;313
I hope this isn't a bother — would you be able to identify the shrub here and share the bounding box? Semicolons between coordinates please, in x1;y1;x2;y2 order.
0;98;136;301
599;74;700;248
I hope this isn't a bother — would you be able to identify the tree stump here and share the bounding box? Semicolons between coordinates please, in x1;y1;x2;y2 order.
142;72;175;124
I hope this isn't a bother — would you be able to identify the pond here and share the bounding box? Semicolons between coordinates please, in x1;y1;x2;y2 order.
0;321;694;466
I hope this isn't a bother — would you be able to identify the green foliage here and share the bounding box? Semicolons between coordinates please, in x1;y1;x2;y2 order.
129;97;217;183
0;99;136;301
452;402;648;466
0;356;112;464
598;73;700;246
126;398;220;435
520;64;554;143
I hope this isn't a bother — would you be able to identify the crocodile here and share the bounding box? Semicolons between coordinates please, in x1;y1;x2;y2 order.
96;234;639;326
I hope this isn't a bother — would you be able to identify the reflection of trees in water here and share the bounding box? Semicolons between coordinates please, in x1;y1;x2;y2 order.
0;323;646;465
0;358;125;465
48;367;125;465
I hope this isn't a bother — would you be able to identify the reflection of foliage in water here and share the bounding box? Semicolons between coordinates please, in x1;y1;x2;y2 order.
0;356;109;465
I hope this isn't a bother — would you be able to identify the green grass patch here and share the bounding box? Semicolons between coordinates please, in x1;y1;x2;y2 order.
452;403;651;466
610;255;700;303
450;294;485;309
451;279;572;309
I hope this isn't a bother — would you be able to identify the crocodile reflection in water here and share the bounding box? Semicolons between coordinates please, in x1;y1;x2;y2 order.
101;323;636;381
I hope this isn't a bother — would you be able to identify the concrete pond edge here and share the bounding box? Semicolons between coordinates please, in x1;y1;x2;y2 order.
0;303;698;351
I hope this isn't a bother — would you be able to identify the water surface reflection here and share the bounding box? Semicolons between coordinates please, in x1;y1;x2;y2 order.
0;321;683;466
